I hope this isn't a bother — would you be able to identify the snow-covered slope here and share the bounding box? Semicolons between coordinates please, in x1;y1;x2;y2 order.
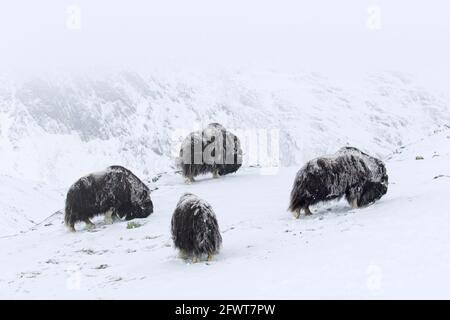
1;69;449;237
1;70;449;188
1;129;449;299
0;69;449;298
0;175;65;236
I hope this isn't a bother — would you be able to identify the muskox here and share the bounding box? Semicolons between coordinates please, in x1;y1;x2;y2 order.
65;165;153;232
171;193;222;262
178;123;242;183
289;147;388;218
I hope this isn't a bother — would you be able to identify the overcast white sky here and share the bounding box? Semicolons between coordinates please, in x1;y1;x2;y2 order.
1;0;449;77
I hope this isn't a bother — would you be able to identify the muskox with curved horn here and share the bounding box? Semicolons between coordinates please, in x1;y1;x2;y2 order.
289;147;388;218
65;165;153;232
178;123;242;183
171;193;222;262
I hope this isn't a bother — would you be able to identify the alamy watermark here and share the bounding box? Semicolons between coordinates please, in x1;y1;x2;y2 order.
65;264;82;290
66;5;82;31
366;263;383;293
366;5;382;31
171;128;280;175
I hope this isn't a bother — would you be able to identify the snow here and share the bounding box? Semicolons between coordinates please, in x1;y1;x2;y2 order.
1;70;449;187
1;129;450;299
1;0;450;299
0;175;65;236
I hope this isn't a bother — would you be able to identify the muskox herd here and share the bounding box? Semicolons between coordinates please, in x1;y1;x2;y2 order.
64;123;388;263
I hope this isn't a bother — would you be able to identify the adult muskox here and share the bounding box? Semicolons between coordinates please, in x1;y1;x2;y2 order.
65;165;153;232
178;123;242;183
289;147;388;218
171;193;222;262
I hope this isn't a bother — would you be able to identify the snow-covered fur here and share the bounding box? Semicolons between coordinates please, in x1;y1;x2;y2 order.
171;193;222;262
289;147;388;217
65;165;153;231
178;123;242;182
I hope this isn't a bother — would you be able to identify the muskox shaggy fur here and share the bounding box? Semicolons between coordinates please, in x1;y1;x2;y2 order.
171;193;222;262
289;147;388;218
65;165;153;232
178;123;242;183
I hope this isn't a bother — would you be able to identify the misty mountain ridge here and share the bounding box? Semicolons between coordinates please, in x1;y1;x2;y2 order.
0;69;449;187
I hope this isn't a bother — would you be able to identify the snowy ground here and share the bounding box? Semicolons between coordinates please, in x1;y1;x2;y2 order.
1;129;449;299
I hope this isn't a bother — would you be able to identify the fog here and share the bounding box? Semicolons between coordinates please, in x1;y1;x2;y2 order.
1;0;449;80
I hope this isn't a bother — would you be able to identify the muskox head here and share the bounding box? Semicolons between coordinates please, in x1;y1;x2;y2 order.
337;147;389;207
358;157;388;206
109;165;154;220
370;157;389;186
130;188;154;220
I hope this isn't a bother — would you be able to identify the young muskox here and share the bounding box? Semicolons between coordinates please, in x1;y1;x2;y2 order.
289;147;388;218
178;123;242;183
65;165;153;232
171;193;222;262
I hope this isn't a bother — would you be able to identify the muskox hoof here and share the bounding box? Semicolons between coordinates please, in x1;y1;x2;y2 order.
207;254;214;261
179;251;189;260
185;176;195;184
212;170;219;179
104;210;115;225
291;207;312;219
192;256;199;264
304;206;313;215
67;224;76;233
350;199;358;209
84;219;95;230
104;217;113;225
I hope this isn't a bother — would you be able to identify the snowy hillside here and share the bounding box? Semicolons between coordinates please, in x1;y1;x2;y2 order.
1;70;449;189
0;175;64;236
1;70;450;236
1;69;450;298
1;128;449;299
2;0;450;301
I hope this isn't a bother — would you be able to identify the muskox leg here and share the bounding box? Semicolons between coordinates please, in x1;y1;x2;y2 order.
185;176;195;184
192;256;199;263
67;223;76;233
104;209;115;225
84;218;95;230
304;206;312;215
292;208;301;219
212;169;219;179
179;250;189;260
112;212;120;222
207;253;214;261
350;199;358;209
